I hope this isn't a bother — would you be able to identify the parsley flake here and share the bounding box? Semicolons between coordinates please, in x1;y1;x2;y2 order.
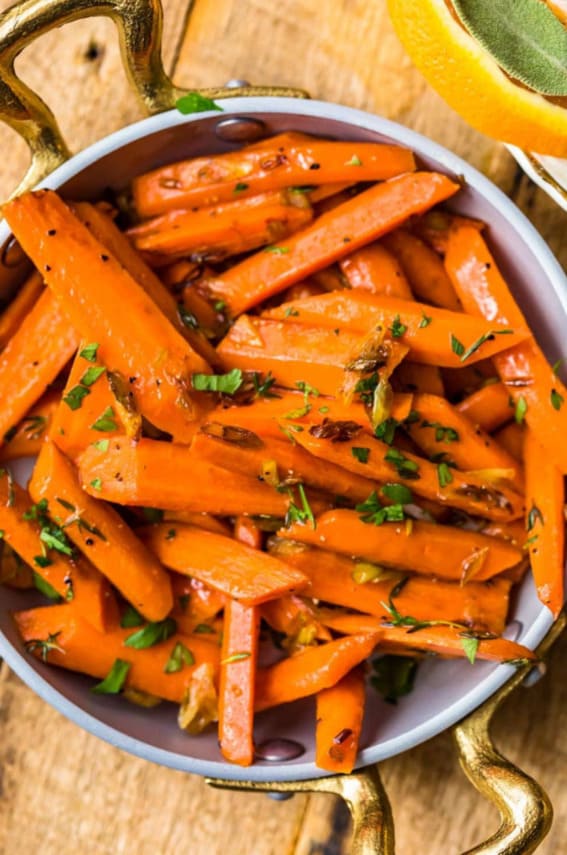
264;246;290;255
515;396;527;424
124;618;177;650
164;641;195;673
192;369;243;395
437;461;454;488
345;154;362;166
90;406;117;432
551;388;564;411
79;343;99;362
352;447;370;463
419;313;432;328
450;334;465;357
63;385;90;411
389;315;407;339
176;92;223;114
91;659;131;694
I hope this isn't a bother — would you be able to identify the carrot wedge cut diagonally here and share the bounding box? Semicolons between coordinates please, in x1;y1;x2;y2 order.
315;667;366;774
340;243;413;298
382;228;462;311
0;271;44;349
455;382;513;432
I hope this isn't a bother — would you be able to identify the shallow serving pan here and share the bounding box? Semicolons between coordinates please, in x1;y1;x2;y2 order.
0;1;565;853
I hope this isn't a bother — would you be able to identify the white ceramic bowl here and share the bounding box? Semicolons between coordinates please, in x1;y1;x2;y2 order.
0;97;564;782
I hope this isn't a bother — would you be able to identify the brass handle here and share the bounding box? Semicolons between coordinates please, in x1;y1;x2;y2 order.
0;0;308;196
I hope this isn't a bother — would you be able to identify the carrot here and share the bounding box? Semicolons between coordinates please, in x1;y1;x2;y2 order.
0;271;44;349
14;603;219;704
407;393;523;489
340;243;413;298
128;190;313;262
3;190;211;440
494;422;524;461
317;612;536;664
524;429;565;617
261;594;331;645
218;599;260;766
217;316;408;396
382;229;462;310
308;182;354;203
282;509;522;582
29;441;173;622
455;382;513;432
139;522;308;606
202;172;459;315
255;632;379;712
77;436;328;517
132;132;417;217
394;362;445;396
159;260;222;330
445;223;567;473
0;544;34;590
480;520;528;549
289;424;524;521
191;429;379;505
315;667;366;774
163;512;232;537
281;280;327;302
0;388;58;462
169;572;225;635
268;540;512;634
0;289;79;447
264;291;529;369
412;210;485;256
0;470;114;632
441;361;497;400
310;266;347;292
234;516;263;550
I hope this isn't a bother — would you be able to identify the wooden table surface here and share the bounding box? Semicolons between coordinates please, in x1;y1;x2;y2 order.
0;1;566;853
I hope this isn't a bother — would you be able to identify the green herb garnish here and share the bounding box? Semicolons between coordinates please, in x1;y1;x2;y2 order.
380;483;413;504
352;447;370;464
384;448;420;480
80;366;106;387
90;406;118;432
515;396;527;424
164;641;195;673
63;385;91;411
124;618;177;650
176;92;223;114
91;659;131;694
437;461;454;488
79;343;99;362
192;369;243;395
120;605;144;629
389;315;407;339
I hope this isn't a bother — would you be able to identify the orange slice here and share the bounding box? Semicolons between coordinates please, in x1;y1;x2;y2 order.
388;0;567;156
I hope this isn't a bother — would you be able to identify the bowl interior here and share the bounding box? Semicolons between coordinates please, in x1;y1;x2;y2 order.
0;99;563;782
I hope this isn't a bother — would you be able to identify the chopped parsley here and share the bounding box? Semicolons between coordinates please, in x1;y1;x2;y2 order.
90;478;103;491
120;605;144;628
176;92;223;114
79;366;105;387
389;315;407;339
91;659;131;694
419;313;433;328
90;406;118;432
380;483;413;504
264;246;290;255
515;396;527;424
371;655;418;704
192;368;243;395
351;447;370;463
92;439;109;452
124;618;177;650
345;154;362;166
213;300;226;313
164;641;195;673
252;371;279;399
79;343;99;362
551;388;564;411
450;334;465;357
527;503;544;531
33;572;61;602
284;307;300;317
24;631;64;663
437;461;454;488
234;182;249;193
63;385;90;411
384;447;420;480
459;329;513;363
356;491;405;525
421;420;459;443
460;636;479;664
221;652;252;665
374;417;399;446
285;484;316;529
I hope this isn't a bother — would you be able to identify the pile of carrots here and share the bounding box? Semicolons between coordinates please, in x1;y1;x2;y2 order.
0;129;564;773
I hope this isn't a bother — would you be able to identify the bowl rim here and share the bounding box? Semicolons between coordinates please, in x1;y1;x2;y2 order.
0;95;560;782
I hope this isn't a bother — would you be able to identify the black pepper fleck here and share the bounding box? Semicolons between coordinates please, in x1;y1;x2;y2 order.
85;538;94;546
100;254;109;262
47;229;57;236
309;163;321;170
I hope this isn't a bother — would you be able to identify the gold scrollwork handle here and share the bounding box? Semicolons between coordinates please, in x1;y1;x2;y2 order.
0;0;308;196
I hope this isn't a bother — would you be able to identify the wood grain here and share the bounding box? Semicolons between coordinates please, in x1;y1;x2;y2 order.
0;1;566;853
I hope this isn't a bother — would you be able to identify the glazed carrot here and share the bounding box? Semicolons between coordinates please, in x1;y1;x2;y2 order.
315;667;366;774
77;436;328;517
261;594;331;644
310;266;347;292
217;316;408;395
317;612;536;664
412;210;485;256
0;471;114;632
382;229;462;310
445;223;567;473
191;429;379;505
281;279;327;302
455;382;513;432
139;523;308;606
0;289;79;447
128;190;313;261
160;260;222;330
234;516;263;550
14;603;219;703
268;541;512;634
163;512;232;537
0;271;44;349
218;599;260;766
264;291;529;368
407;393;523;488
202;172;459;314
340;243;413;298
494;422;524;461
169;572;226;635
395;362;445;396
29;441;173;621
0;388;58;462
282;510;522;582
132;132;417;216
308;182;354;203
524;429;565;617
289;425;524;521
481;520;528;548
441;361;497;400
3;190;211;439
0;544;34;589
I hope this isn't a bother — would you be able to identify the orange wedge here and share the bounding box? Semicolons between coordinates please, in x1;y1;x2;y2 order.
388;0;567;156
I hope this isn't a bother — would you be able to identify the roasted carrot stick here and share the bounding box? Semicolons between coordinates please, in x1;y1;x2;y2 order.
0;471;115;631
494;423;524;462
340;243;413;298
524;429;565;617
202;172;459;315
217;316;408;395
394;362;445;396
0;289;79;447
412;210;485;256
0;544;34;590
264;291;529;368
455;382;513;432
132;132;417;216
77;436;328;517
441;361;497;401
219;599;260;766
139;522;308;605
282;509;522;582
255;632;379;711
308;182;354;204
445;223;567;473
163;512;232;537
191;429;379;505
169;572;226;635
29;441;173;622
0;271;44;349
261;594;331;644
281;279;327;302
0;388;59;462
234;516;263;550
3;190;211;439
315;667;366;774
14;603;219;703
382;229;462;310
159;260;223;332
289;424;524;521
268;540;512;634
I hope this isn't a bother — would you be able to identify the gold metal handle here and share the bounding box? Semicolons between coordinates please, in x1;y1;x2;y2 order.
208;614;565;855
0;0;308;196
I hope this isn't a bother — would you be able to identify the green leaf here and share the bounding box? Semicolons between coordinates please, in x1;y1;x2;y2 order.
419;312;432;328
90;478;102;491
91;659;131;694
263;246;290;255
355;490;406;525
437;461;454;488
192;369;243;395
120;605;144;629
79;343;99;362
124;618;177;650
551;388;564;411
164;641;195;673
371;655;418;704
380;483;413;504
389;315;407;339
515;396;527;424
234;182;249;193
63;385;90;411
222;651;252;664
194;623;215;634
80;366;106;387
92;439;109;452
450;334;465;357
460;635;479;665
459;329;513;363
176;92;224;114
345;154;362;166
452;0;567;96
252;371;280;399
179;306;199;329
352;447;370;464
33;571;62;602
90;406;117;432
384;448;420;480
374;417;399;446
285;484;316;529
